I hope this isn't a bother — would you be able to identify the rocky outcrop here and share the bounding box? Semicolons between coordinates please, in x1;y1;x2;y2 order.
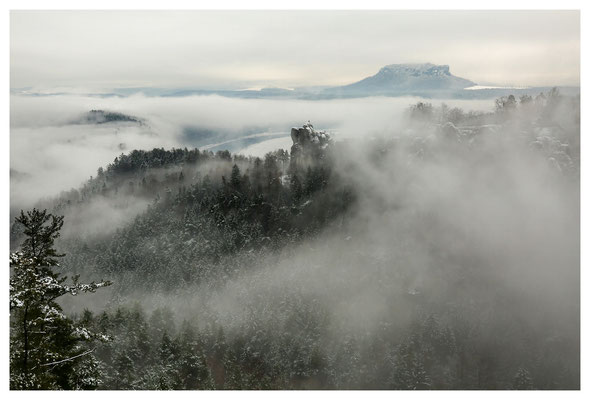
438;121;462;142
289;122;332;171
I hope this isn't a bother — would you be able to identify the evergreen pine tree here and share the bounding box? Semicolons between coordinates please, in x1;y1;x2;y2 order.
230;164;242;191
9;209;112;389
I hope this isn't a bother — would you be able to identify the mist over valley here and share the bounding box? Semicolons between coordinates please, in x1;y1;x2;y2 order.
8;10;580;391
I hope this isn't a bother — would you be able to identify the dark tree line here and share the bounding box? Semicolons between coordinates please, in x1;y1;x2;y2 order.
38;144;354;293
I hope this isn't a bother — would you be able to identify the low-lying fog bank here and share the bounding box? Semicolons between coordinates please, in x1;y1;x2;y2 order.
10;93;494;212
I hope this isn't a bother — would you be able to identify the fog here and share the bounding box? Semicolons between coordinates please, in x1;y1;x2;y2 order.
11;90;579;388
126;109;578;337
10;93;493;211
172;99;577;387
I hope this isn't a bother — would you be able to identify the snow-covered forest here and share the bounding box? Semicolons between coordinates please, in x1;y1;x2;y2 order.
9;90;580;389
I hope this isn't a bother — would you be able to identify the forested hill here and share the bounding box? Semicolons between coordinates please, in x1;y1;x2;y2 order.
14;91;580;294
9;92;580;390
18;123;355;292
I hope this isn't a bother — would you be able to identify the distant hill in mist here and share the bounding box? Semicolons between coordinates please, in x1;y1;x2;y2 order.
74;110;143;125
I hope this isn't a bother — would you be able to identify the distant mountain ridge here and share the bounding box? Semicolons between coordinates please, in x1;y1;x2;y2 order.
12;63;580;100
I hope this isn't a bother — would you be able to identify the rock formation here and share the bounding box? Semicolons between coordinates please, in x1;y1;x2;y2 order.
289;122;332;172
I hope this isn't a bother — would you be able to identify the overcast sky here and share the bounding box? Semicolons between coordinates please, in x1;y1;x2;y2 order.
10;10;580;90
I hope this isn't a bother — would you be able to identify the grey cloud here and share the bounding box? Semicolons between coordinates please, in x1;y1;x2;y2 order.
10;10;580;90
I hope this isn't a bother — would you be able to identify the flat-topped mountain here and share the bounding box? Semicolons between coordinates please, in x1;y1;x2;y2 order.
324;63;476;96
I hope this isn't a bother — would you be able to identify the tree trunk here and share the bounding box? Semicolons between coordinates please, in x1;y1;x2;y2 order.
23;303;29;378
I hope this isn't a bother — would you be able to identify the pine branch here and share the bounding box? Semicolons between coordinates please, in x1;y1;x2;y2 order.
39;347;96;367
